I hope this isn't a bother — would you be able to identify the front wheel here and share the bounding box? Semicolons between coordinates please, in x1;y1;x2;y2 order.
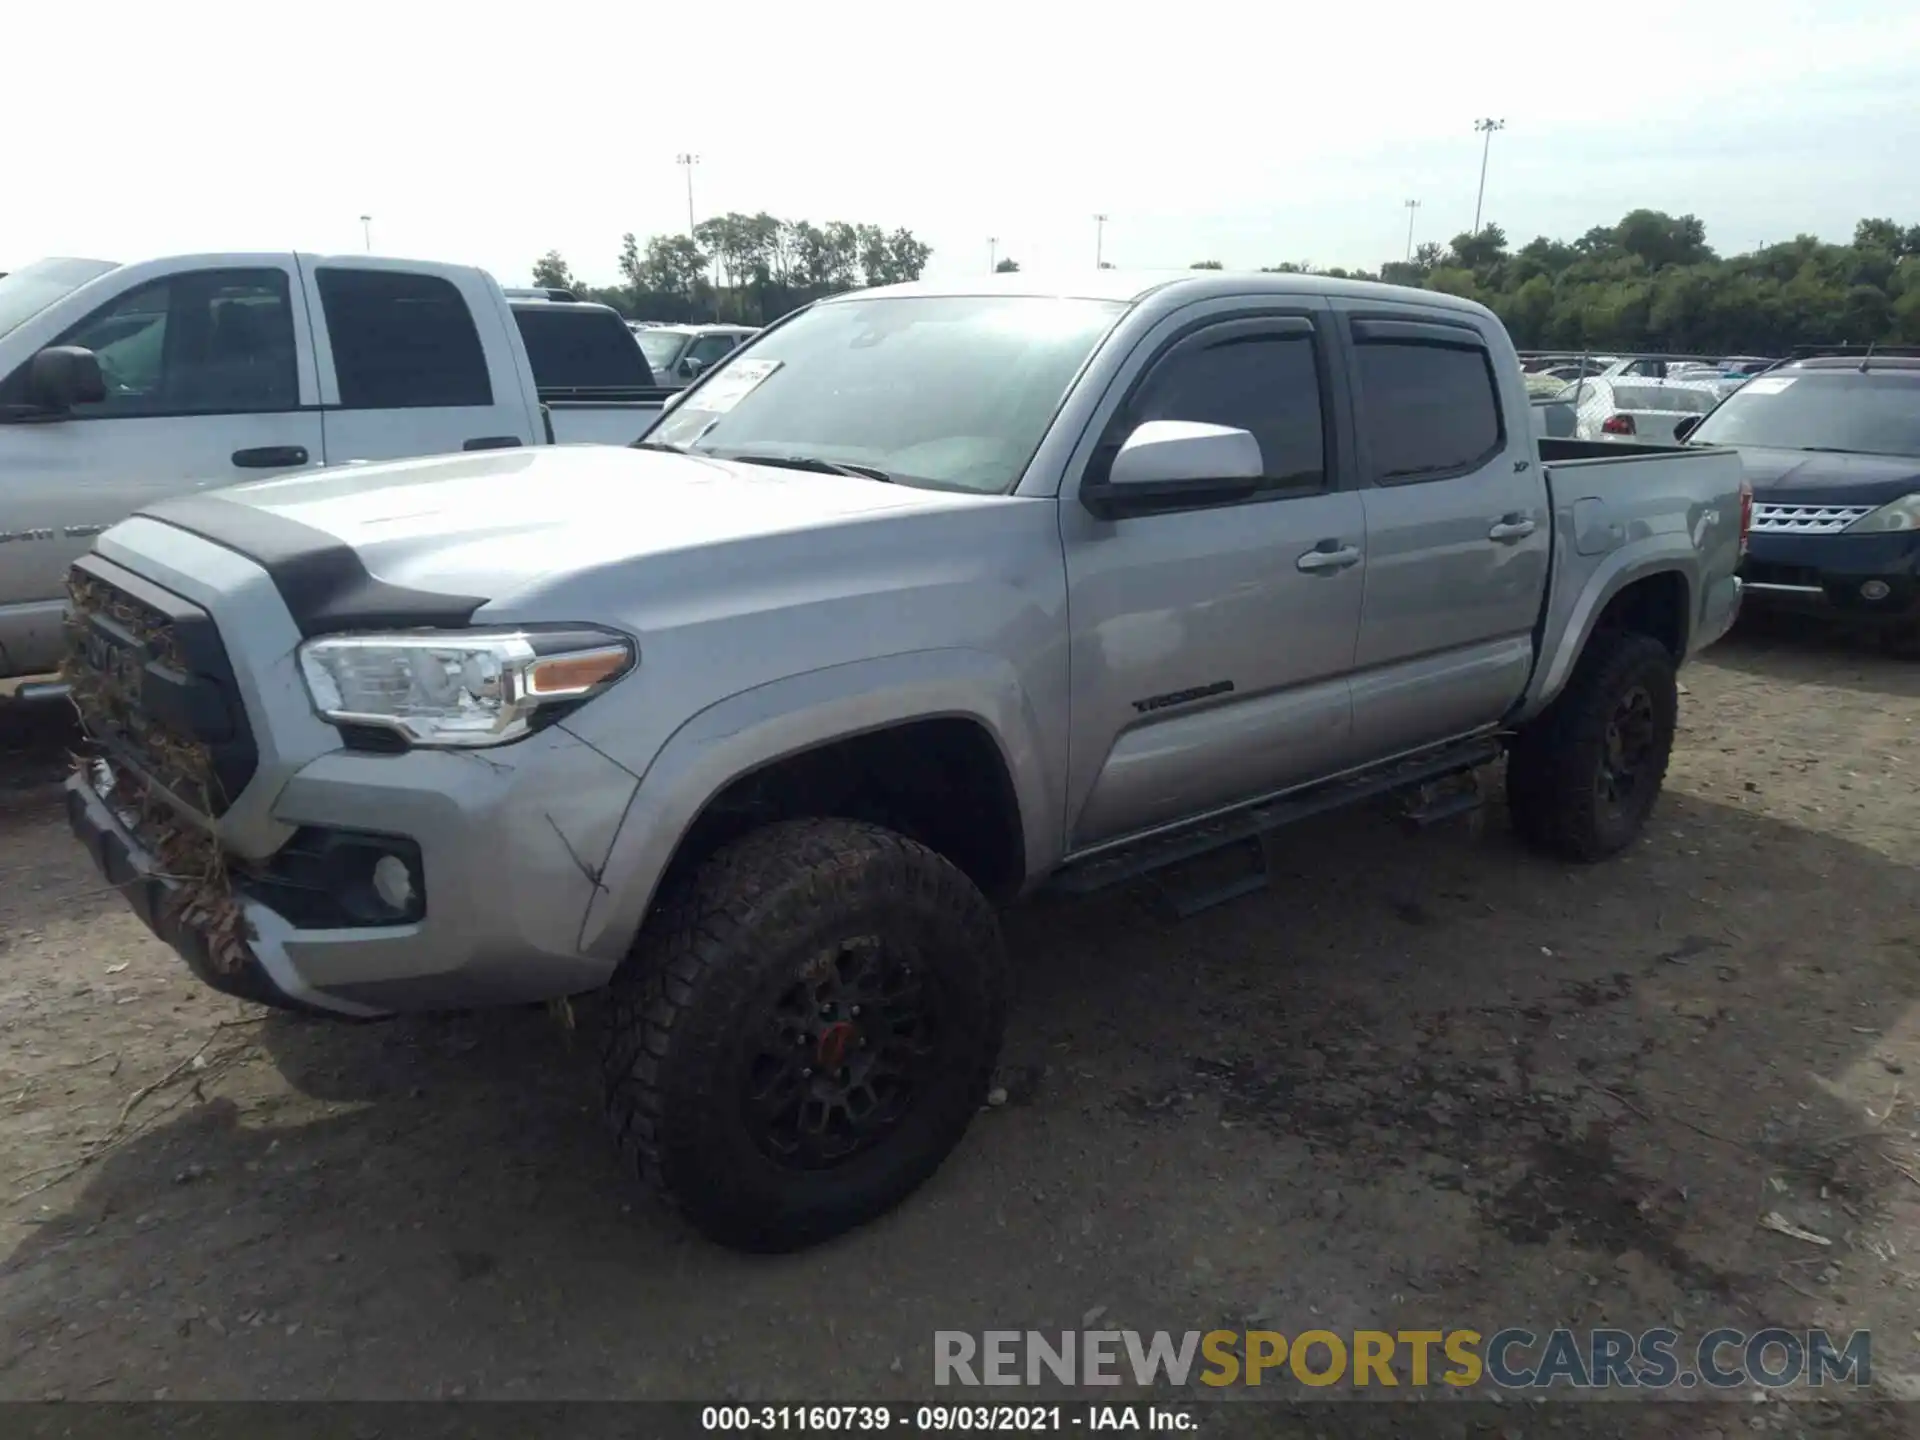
601;818;1008;1252
1506;630;1679;862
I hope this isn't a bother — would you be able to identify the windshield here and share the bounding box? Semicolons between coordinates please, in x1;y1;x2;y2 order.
1611;383;1718;413
635;330;689;370
648;295;1127;493
1689;372;1920;456
0;258;119;341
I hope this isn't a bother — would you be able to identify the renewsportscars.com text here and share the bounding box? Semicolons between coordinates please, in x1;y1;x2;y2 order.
933;1327;1871;1391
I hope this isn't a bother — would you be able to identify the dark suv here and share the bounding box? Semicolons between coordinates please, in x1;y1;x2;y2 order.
1683;351;1920;654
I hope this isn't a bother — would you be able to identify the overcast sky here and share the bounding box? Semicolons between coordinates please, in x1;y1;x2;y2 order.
7;0;1917;285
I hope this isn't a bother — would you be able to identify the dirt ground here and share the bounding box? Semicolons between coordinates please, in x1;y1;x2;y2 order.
3;613;1918;1431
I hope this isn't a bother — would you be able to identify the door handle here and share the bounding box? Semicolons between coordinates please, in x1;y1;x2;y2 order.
1296;542;1362;574
231;445;309;469
463;435;523;452
1488;514;1537;542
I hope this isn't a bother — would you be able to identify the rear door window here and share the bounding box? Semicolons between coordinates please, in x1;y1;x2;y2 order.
1352;331;1505;482
316;268;492;409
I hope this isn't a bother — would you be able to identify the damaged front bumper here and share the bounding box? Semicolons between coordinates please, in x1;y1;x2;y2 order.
68;724;640;1018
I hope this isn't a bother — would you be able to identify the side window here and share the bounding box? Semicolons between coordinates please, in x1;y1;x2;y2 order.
316;269;492;409
686;333;737;367
4;269;298;417
1353;338;1504;482
1124;328;1327;490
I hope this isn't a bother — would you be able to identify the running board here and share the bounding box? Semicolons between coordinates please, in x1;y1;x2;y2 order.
1051;736;1504;901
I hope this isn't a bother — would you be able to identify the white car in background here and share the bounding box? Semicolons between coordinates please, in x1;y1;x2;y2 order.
1568;376;1724;443
633;323;759;387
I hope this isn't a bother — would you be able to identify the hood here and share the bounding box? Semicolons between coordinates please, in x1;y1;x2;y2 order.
1732;446;1920;507
136;445;992;635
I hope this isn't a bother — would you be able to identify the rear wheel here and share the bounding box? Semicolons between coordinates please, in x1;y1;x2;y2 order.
1506;630;1679;862
601;818;1008;1252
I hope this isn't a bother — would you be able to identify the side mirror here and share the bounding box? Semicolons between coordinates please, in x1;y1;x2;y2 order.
28;346;107;413
1082;420;1265;519
679;356;707;379
1673;415;1702;443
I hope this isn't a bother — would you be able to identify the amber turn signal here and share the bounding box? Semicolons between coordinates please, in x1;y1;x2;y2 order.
525;645;632;697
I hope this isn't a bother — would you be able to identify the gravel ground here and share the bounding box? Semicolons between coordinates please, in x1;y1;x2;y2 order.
2;614;1918;1433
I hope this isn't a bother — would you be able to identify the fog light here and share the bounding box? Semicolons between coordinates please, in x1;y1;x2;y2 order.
1861;579;1892;602
372;854;416;913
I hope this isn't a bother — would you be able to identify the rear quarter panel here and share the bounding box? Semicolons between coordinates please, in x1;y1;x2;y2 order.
1516;445;1746;722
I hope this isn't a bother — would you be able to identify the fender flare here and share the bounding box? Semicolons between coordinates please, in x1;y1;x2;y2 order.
576;647;1059;961
1519;540;1697;723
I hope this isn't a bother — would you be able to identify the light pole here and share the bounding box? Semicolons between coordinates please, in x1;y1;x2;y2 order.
676;153;705;318
988;237;998;272
1094;213;1108;268
360;215;372;252
1403;199;1421;262
1472;119;1505;234
675;153;700;237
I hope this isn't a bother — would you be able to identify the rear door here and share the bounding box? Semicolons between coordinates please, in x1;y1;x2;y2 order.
1060;299;1368;849
0;259;321;674
302;260;537;462
1336;304;1550;759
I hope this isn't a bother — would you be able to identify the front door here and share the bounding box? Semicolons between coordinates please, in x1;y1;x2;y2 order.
0;262;321;677
1060;303;1366;851
1335;305;1551;760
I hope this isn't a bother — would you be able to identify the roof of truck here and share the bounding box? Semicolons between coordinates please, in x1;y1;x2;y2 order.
841;268;1492;316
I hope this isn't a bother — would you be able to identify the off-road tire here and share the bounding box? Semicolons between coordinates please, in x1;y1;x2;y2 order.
1505;629;1678;862
601;818;1008;1252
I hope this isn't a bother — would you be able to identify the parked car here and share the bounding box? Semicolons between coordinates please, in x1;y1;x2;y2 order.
1684;351;1920;654
633;323;758;387
0;253;674;688
61;270;1746;1251
1569;376;1723;442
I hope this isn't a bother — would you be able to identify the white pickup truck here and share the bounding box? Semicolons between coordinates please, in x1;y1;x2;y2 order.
0;254;672;687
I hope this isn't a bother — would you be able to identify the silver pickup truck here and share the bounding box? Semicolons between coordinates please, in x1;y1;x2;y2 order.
60;271;1746;1251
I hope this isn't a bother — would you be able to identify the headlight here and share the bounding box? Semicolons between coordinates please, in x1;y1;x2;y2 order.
297;629;634;747
1846;493;1920;534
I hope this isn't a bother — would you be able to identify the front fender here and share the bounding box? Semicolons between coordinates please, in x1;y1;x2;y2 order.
1517;538;1698;723
575;647;1059;962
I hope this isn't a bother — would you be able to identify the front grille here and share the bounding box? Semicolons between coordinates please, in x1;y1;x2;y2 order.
1750;502;1875;535
63;556;259;817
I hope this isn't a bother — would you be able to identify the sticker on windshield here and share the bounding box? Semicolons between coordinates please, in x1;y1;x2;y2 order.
1742;376;1796;395
685;358;782;412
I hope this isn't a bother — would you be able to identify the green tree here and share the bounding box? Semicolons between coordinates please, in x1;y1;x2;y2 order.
531;251;577;291
1364;207;1920;355
994;257;1021;273
1190;260;1224;270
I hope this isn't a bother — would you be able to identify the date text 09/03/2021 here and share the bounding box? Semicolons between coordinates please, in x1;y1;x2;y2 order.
702;1406;1191;1432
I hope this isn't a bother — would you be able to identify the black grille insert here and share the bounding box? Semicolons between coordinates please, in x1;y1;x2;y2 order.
64;556;259;816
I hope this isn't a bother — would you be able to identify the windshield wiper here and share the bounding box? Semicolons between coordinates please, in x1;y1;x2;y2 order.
720;453;895;484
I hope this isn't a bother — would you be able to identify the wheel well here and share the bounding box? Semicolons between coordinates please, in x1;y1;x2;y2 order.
656;718;1027;906
1592;570;1688;657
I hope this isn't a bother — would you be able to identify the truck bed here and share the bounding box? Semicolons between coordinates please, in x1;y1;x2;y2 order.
539;386;672;447
1521;437;1747;723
